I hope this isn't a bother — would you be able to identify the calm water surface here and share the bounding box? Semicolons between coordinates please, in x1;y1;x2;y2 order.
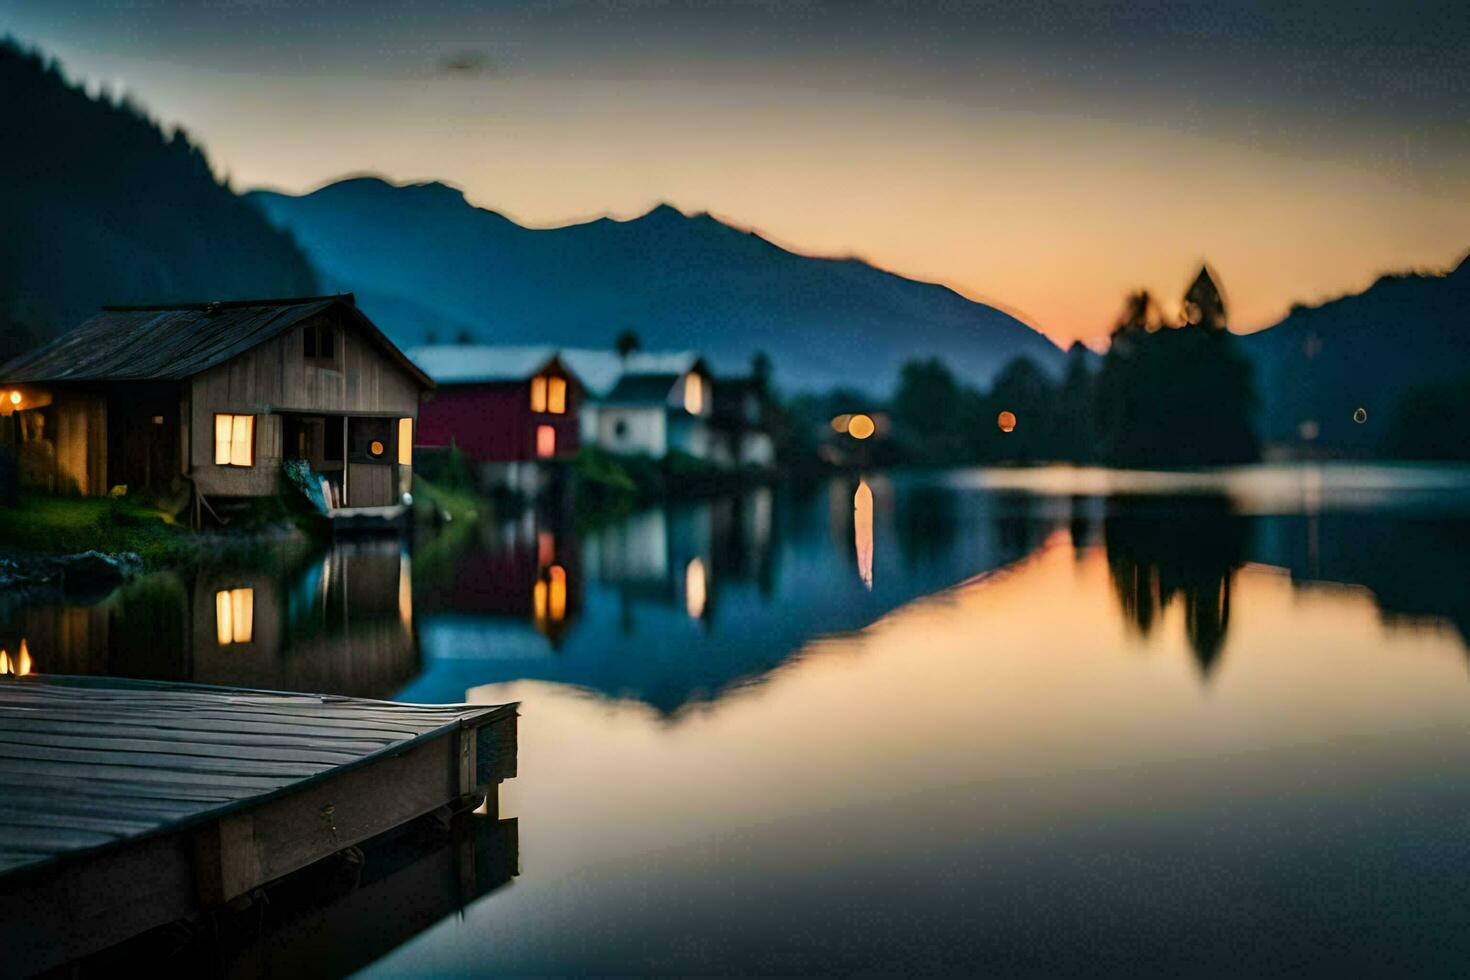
9;464;1470;975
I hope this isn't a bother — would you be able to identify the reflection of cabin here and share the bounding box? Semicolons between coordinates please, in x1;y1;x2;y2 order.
408;345;583;493
578;353;715;459
0;295;430;520
6;542;421;699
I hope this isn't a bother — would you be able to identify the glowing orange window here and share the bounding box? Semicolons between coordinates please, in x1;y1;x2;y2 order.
536;424;556;458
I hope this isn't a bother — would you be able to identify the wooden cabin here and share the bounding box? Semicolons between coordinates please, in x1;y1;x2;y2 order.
0;295;431;520
409;345;583;493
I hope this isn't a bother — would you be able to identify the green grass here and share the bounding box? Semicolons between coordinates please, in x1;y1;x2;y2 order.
411;476;488;525
0;495;197;565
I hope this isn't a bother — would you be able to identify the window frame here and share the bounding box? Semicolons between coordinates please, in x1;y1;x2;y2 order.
302;320;340;371
213;413;256;467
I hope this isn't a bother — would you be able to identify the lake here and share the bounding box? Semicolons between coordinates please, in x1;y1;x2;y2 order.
8;463;1470;974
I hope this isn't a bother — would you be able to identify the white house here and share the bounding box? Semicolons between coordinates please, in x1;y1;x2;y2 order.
571;352;715;460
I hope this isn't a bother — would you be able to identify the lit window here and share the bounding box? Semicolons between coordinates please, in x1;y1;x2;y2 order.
536;424;556;458
398;417;413;465
215;588;254;644
530;376;547;413
213;414;254;467
548;376;567;414
683;373;704;415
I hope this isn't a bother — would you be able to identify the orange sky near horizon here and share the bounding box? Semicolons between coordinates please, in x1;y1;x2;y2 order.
232;82;1470;346
10;4;1468;348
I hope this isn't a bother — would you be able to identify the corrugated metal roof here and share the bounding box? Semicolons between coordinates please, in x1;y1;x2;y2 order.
0;295;432;388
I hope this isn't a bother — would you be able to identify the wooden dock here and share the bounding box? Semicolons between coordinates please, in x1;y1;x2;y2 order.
0;675;516;976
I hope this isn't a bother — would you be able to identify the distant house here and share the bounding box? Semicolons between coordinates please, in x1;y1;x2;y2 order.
576;352;716;459
408;345;583;492
709;376;776;468
0;295;430;520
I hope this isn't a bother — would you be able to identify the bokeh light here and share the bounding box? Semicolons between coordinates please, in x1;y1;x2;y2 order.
847;414;876;439
997;410;1017;433
1353;407;1368;424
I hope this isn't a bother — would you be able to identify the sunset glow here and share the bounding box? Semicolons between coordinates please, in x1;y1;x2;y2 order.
11;4;1466;344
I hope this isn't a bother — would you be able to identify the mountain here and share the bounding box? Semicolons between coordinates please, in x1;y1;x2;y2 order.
248;177;1063;391
0;39;316;352
1242;254;1470;452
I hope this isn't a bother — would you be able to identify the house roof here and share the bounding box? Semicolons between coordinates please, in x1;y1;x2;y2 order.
405;345;561;385
561;350;704;397
601;373;682;406
0;294;432;388
405;344;705;398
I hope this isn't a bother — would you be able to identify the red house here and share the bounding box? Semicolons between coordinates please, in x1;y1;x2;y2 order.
409;346;583;491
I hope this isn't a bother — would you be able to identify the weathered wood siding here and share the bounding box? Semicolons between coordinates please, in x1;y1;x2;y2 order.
188;312;422;498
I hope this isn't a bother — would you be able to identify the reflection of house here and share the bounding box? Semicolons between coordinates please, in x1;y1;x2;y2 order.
583;504;714;618
709;376;776;468
408;345;583;493
0;295;429;518
6;542;421;699
577;353;715;459
417;510;582;643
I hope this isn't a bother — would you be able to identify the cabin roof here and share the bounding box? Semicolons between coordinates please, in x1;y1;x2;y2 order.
405;344;563;385
0;294;432;388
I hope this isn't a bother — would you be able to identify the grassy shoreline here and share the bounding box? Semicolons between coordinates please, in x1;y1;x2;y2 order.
0;496;200;566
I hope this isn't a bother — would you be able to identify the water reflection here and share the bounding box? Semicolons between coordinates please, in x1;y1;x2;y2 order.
388;532;1470;975
73;813;518;976
853;478;873;590
0;540;419;698
1103;494;1249;675
8;464;1470;973
12;466;1470;717
400;478;1037;714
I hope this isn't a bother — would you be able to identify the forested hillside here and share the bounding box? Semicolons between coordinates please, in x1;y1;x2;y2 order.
0;39;317;356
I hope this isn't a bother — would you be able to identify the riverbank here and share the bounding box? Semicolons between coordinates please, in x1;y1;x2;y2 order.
0;494;325;601
0;496;196;566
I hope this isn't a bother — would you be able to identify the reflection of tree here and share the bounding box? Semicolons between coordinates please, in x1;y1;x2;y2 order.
990;491;1048;560
1104;495;1251;677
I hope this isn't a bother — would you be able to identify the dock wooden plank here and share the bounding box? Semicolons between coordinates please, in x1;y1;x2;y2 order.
0;674;518;976
0;677;516;876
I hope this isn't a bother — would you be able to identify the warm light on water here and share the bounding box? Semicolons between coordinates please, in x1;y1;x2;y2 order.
685;557;707;619
853;478;874;590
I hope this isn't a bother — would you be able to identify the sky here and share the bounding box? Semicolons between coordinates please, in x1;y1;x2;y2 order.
3;0;1468;346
